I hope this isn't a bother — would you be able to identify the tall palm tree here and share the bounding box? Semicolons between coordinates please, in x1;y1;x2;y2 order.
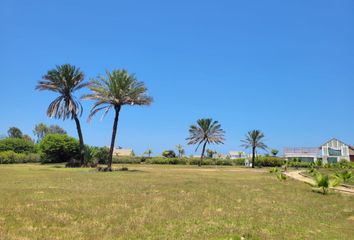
241;130;268;168
36;64;88;165
176;144;184;158
186;118;225;166
83;69;152;170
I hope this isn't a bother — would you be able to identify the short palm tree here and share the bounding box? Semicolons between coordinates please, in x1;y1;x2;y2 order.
314;172;341;195
271;149;279;156
241;130;268;168
144;149;153;158
36;64;88;165
176;144;184;158
186;118;225;166
83;69;152;170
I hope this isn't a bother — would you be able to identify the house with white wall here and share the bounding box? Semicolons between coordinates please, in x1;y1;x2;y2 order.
284;138;354;163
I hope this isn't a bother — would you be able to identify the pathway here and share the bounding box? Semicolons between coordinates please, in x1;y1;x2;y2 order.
284;170;354;195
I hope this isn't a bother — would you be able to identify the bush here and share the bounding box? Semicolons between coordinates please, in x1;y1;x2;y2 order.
0;151;40;164
39;134;80;163
162;150;176;158
0;138;36;153
145;157;187;165
338;160;353;169
87;146;110;164
288;161;312;168
254;157;285;167
112;156;143;164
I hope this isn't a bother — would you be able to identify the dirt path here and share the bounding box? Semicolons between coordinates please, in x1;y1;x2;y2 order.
284;170;354;195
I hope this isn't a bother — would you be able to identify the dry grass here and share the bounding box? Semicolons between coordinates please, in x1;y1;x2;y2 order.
0;164;353;240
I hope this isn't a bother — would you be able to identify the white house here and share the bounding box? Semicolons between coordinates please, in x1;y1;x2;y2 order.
284;147;320;162
228;151;247;159
321;138;352;163
284;138;354;163
113;148;134;157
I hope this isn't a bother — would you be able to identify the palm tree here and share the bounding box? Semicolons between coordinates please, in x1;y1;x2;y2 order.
271;149;279;157
144;149;153;157
314;172;340;195
83;69;152;170
186;118;225;167
176;144;184;158
36;64;88;165
241;130;268;168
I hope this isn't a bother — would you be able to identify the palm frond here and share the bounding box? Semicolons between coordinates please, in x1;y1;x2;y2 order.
36;64;86;119
83;69;153;121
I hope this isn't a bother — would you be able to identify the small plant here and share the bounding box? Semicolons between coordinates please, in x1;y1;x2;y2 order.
334;170;353;183
339;160;353;169
308;166;317;175
276;173;287;181
314;172;341;195
269;167;279;174
316;159;323;167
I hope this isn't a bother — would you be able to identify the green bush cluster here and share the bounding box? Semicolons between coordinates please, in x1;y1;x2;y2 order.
0;138;36;153
39;134;80;163
254;156;285;167
0;151;40;164
112;156;143;164
86;146;110;164
287;161;313;168
106;157;247;166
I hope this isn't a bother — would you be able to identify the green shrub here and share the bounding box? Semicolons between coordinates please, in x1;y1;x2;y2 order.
334;170;353;183
316;159;323;167
145;157;187;165
87;146;110;164
162;150;176;158
288;161;312;168
39;134;80;163
231;158;245;166
314;172;341;195
276;172;287;181
112;156;142;164
255;157;285;167
0;151;40;164
0;138;36;153
338;160;353;169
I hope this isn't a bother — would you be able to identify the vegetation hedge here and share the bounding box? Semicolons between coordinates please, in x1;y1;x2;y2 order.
0;151;40;164
112;156;143;164
39;134;80;163
254;157;285;167
105;157;247;166
287;161;312;168
0;138;36;153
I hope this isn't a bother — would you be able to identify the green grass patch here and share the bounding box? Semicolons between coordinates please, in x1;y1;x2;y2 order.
0;164;353;239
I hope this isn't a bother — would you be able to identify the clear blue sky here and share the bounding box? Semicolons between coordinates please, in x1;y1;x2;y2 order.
1;0;354;156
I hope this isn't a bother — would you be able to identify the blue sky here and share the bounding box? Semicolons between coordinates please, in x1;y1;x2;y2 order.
1;0;354;156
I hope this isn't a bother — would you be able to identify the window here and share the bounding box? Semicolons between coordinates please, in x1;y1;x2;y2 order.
328;148;341;156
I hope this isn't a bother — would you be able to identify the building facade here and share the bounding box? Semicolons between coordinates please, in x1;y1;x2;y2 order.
284;138;354;163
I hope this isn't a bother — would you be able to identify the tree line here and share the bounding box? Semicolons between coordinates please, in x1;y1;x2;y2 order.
34;64;272;170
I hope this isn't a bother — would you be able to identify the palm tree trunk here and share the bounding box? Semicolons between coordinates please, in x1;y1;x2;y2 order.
252;147;256;168
200;141;207;167
73;114;85;166
108;105;121;169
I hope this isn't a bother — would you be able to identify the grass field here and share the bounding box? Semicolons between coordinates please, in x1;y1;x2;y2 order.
0;164;353;240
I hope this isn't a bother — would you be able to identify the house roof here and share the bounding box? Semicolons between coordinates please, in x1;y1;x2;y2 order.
284;147;321;157
320;138;351;148
113;148;133;156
